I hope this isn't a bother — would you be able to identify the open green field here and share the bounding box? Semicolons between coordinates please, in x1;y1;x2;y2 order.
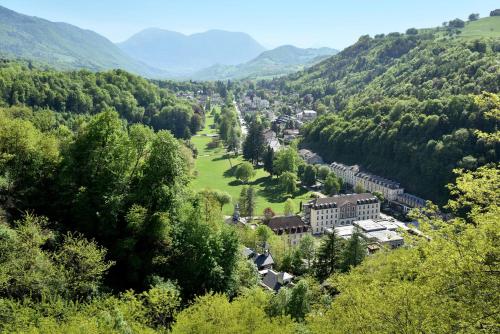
460;16;500;39
190;114;313;216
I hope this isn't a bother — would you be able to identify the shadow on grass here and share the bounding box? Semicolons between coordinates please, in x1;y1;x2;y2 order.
228;180;242;186
224;165;238;178
204;143;222;151
251;176;306;204
212;153;235;162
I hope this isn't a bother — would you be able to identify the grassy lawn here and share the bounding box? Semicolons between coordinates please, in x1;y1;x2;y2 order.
460;16;500;39
190;114;314;216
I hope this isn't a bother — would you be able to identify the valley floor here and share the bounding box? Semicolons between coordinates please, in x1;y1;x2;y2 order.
190;114;313;216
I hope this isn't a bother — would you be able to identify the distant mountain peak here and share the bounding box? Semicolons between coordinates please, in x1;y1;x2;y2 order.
118;28;266;75
188;44;338;81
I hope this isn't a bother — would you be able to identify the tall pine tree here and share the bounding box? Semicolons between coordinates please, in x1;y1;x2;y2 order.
341;230;366;271
242;119;265;165
314;229;344;281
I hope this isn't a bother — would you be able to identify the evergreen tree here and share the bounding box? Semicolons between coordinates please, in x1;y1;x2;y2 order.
226;126;241;154
242;119;265;165
302;164;317;187
314;229;344;281
263;146;275;176
245;186;257;219
238;186;248;217
341;230;366;272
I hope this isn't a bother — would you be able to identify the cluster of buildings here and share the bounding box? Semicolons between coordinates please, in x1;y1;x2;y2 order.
243;247;294;292
330;162;403;201
256;193;406;249
255;193;421;252
241;96;270;112
239;193;422;292
176;91;224;107
329;162;426;211
335;218;409;250
297;109;317;122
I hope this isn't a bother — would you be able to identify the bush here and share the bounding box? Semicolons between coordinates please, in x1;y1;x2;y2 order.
406;28;418;35
448;18;465;28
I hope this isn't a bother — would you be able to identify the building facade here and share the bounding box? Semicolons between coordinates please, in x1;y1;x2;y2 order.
265;215;310;246
395;193;426;212
303;193;380;235
329;162;404;201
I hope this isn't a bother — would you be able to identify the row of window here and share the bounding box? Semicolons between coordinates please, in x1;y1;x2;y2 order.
315;204;379;214
317;210;378;220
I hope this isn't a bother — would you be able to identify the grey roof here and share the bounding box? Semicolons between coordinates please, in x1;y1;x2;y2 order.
253;253;274;269
261;270;293;291
308;193;378;209
242;247;255;259
364;230;404;244
330;162;402;189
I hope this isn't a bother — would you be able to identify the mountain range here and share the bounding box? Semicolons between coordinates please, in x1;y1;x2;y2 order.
189;45;338;80
0;5;337;80
0;5;159;76
117;28;266;76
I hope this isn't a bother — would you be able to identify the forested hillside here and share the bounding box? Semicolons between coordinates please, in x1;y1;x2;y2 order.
261;20;500;203
0;6;160;76
0;60;204;138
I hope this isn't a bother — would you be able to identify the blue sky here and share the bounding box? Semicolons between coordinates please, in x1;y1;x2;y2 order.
0;0;498;49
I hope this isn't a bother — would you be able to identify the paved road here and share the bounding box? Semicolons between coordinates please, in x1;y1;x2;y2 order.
234;101;248;136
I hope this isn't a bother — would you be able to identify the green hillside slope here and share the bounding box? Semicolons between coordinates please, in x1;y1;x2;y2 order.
0;5;161;77
261;23;499;203
460;16;500;39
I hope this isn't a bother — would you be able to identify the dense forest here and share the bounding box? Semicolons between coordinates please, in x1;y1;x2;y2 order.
260;27;500;203
0;60;204;139
0;103;498;332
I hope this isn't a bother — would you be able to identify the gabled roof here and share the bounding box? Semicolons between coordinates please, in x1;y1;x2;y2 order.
253;252;274;269
242;247;255;259
266;216;309;235
261;270;293;291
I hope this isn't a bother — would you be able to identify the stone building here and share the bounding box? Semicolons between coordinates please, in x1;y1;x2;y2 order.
303;193;380;235
329;162;404;201
265;215;310;246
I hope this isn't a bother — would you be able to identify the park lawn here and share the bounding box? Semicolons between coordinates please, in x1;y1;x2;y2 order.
197;107;218;135
190;115;314;216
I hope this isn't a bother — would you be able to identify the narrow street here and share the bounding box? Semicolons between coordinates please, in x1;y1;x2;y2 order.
234;100;248;137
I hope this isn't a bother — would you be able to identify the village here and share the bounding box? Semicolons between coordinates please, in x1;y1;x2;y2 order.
197;90;429;292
